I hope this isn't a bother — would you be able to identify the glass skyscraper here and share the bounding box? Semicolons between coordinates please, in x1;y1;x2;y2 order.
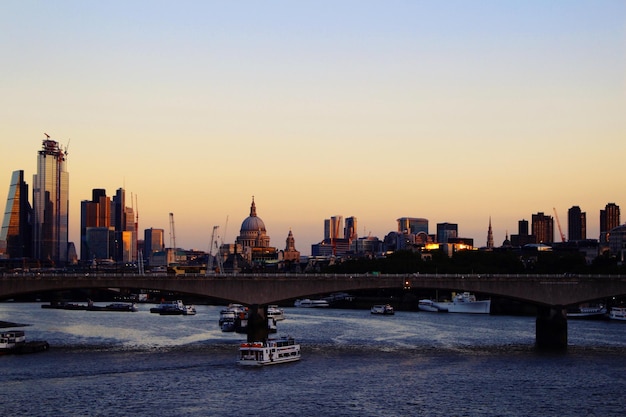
0;170;32;258
32;138;69;264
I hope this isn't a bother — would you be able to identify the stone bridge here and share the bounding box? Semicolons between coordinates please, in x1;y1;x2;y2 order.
3;272;626;350
1;273;625;306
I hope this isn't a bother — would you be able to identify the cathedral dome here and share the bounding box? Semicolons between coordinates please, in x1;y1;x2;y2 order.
240;197;266;233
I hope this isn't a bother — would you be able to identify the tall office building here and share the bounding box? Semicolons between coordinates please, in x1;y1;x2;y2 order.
344;216;357;241
32;138;69;264
397;217;428;235
437;222;458;244
600;203;620;243
532;212;554;244
144;228;165;262
80;188;112;261
112;188;136;262
0;170;32;258
324;216;343;241
567;206;586;241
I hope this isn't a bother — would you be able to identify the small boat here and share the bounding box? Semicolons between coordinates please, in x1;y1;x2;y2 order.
294;299;329;308
0;330;49;355
418;299;448;312
370;304;394;315
183;305;197;316
567;304;607;319
88;302;139;312
609;307;626;321
150;300;192;316
219;304;249;332
238;336;301;366
267;305;285;321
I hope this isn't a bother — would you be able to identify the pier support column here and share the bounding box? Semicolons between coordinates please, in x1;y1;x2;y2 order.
536;306;567;351
246;304;269;343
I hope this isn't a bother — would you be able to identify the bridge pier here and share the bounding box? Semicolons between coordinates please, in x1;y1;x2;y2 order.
246;304;269;343
535;306;567;351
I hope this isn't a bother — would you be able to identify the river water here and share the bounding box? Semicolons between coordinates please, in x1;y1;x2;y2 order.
1;302;626;416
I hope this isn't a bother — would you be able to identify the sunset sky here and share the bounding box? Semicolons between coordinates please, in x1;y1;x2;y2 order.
1;1;624;255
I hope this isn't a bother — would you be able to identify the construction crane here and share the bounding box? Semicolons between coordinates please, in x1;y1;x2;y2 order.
553;207;566;243
169;213;177;264
206;225;224;274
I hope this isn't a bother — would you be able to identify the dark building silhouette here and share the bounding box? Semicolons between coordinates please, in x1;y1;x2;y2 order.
568;206;586;241
437;222;458;244
510;219;536;247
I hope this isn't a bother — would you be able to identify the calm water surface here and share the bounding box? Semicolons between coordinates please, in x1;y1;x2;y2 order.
1;303;626;416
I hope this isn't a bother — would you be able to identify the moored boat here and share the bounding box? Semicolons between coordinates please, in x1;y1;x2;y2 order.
609;307;626;321
294;299;329;308
238;336;301;366
418;299;448;312
267;305;285;321
0;330;49;355
440;292;491;314
567;304;607;319
370;304;394;315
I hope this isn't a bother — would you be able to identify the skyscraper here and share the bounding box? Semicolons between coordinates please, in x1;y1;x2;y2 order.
80;188;112;261
0;170;32;258
32;138;69;264
532;212;554;244
437;222;458;244
567;206;586;241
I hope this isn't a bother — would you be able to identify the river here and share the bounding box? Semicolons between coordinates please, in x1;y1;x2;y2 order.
1;302;626;416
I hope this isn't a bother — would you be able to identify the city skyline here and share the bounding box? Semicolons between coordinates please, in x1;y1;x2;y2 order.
2;1;624;255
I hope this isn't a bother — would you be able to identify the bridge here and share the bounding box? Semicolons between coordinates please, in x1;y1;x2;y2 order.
2;272;626;349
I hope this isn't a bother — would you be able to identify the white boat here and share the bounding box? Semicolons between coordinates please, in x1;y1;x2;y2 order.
370;304;394;315
267;305;285;321
184;305;197;315
294;299;329;308
567;305;607;319
440;292;491;314
238;336;301;366
609;307;626;321
0;330;49;355
418;299;448;312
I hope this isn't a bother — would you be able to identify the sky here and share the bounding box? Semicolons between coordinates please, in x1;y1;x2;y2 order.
1;1;625;256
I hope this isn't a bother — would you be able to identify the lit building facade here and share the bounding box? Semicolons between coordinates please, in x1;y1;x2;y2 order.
32;138;69;264
600;203;620;243
532;212;554;244
0;170;32;258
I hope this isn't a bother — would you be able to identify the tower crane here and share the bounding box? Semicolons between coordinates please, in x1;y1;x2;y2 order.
206;225;224;274
553;207;566;243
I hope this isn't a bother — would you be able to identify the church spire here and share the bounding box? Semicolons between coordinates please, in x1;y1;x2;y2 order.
487;217;494;249
249;196;256;217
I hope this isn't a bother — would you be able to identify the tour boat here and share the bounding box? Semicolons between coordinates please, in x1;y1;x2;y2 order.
609;307;626;321
294;299;330;308
370;304;394;315
238;336;301;366
0;330;49;355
